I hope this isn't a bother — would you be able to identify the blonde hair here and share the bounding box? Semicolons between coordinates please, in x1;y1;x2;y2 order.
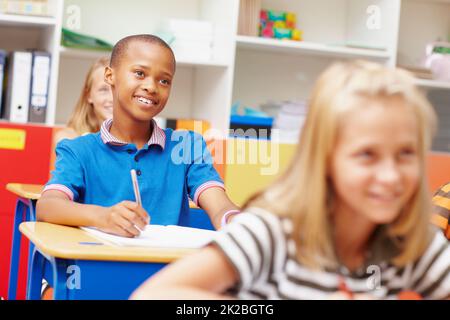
246;60;437;269
67;56;110;135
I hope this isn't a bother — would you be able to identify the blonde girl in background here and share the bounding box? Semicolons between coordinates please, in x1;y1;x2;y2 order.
131;60;449;300
54;56;112;144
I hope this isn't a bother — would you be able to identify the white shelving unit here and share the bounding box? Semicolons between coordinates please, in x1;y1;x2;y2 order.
0;13;57;26
415;79;450;90
405;0;450;4
236;35;391;60
233;0;402;113
1;0;449;140
232;0;450;151
0;1;63;126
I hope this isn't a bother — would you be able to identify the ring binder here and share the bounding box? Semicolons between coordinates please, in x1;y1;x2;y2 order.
28;51;51;123
3;51;32;123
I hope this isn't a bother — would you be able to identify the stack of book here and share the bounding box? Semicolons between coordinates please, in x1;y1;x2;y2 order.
237;0;261;36
271;100;309;143
161;19;214;62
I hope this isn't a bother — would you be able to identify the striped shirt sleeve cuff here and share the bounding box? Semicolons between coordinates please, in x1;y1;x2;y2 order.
193;181;225;206
42;184;74;201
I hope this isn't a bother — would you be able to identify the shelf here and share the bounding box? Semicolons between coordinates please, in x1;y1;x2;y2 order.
0;13;56;27
236;35;391;60
176;58;229;68
405;0;450;4
60;47;229;68
59;47;111;59
415;78;450;90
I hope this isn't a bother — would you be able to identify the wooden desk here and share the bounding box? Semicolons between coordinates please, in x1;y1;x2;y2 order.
20;222;196;300
6;183;210;299
6;183;44;300
6;183;43;201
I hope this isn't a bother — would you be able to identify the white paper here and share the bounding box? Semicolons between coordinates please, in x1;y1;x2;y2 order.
81;225;217;249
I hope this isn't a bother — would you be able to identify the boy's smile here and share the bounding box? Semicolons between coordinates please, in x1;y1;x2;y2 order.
135;96;158;107
106;40;175;122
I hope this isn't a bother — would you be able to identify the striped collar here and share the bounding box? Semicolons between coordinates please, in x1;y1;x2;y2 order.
100;118;166;149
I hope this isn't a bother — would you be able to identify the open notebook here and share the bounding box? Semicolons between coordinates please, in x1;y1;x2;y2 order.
81;225;217;249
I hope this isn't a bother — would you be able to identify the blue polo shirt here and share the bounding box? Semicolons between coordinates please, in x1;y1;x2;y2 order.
44;119;224;226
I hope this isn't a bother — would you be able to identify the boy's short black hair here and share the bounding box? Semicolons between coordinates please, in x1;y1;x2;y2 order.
110;34;175;68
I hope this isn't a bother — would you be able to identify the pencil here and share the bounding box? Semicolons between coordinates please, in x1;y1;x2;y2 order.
130;169;145;233
130;169;142;206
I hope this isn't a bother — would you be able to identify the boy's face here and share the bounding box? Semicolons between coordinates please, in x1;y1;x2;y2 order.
105;41;175;122
329;97;420;227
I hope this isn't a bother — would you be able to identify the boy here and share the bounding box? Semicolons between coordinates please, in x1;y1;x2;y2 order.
37;34;239;236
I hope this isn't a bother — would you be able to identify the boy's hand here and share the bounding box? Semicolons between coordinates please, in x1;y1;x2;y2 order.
98;201;150;237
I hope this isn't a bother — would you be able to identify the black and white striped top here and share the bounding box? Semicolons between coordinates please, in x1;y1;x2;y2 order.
211;208;450;300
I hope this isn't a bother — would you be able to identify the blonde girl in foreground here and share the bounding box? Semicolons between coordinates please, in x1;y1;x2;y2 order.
54;56;112;144
131;60;449;300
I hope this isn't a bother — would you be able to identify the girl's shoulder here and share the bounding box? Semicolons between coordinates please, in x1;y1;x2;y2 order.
406;229;449;299
234;207;293;240
424;228;449;255
53;127;79;145
402;229;448;273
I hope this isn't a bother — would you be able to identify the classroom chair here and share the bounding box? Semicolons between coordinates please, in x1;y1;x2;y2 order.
431;183;450;240
6;183;43;299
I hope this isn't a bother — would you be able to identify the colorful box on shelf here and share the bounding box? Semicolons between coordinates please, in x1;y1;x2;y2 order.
0;0;52;17
259;9;302;41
